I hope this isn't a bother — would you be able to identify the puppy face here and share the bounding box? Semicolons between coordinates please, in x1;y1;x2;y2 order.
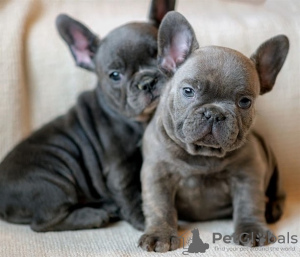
94;23;164;120
169;47;260;157
157;11;289;157
56;0;175;121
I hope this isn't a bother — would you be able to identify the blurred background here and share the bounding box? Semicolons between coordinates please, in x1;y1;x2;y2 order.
0;0;299;200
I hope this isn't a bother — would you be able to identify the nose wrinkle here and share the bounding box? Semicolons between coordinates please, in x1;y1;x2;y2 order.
203;107;226;122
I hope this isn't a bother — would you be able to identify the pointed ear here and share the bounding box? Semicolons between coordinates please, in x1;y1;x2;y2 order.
148;0;176;28
56;14;100;71
250;35;289;95
157;11;199;77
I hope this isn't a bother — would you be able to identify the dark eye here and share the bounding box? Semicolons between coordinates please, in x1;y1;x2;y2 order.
182;87;195;98
238;97;252;109
109;71;121;81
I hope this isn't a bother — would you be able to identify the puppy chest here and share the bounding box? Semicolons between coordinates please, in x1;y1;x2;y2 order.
175;175;232;221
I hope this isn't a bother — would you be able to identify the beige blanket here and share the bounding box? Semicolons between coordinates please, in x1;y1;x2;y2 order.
0;0;299;256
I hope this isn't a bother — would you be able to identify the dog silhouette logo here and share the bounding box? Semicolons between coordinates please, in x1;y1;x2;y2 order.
182;228;209;255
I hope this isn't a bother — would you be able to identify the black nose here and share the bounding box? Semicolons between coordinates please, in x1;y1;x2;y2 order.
204;108;226;122
137;76;156;91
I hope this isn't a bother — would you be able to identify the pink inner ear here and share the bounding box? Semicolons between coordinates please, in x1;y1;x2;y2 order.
161;56;176;72
171;31;190;65
160;29;192;73
71;46;92;65
72;29;88;50
161;30;190;72
70;28;92;65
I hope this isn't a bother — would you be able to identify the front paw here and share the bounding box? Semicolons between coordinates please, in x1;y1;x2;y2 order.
138;232;180;252
233;223;276;247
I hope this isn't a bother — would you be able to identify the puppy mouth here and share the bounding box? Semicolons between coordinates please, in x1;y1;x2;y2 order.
190;141;225;157
195;143;221;151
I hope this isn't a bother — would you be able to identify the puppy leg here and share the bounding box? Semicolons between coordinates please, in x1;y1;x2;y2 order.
113;188;145;231
138;163;180;252
29;180;114;232
106;160;145;231
232;175;274;247
265;165;286;224
0;174;111;232
31;207;110;232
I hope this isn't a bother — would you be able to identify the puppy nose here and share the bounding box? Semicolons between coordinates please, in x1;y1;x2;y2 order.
137;76;156;91
204;108;226;122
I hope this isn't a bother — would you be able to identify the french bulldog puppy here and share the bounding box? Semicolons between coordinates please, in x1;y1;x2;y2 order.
0;0;175;232
138;11;289;252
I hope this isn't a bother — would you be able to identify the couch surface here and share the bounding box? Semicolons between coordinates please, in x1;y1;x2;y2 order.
0;0;300;256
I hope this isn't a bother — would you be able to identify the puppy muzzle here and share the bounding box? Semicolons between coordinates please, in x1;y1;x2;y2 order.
181;105;239;151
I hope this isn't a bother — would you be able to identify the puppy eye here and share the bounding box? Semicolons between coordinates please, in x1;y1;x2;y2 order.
109;71;121;81
238;97;252;109
182;87;195;98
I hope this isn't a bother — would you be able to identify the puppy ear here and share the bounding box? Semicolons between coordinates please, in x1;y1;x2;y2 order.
157;11;199;77
251;35;289;95
56;14;100;71
148;0;176;28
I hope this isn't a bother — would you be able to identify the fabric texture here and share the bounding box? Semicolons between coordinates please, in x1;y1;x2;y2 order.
0;0;299;256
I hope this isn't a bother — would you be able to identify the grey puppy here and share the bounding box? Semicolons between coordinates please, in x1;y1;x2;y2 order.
0;0;175;232
139;11;289;252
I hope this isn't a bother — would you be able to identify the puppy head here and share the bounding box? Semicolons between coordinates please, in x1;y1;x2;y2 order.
56;0;175;122
158;11;289;157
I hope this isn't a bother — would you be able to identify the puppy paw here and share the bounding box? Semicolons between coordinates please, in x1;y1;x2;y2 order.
265;198;284;224
138;233;180;252
233;223;276;247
